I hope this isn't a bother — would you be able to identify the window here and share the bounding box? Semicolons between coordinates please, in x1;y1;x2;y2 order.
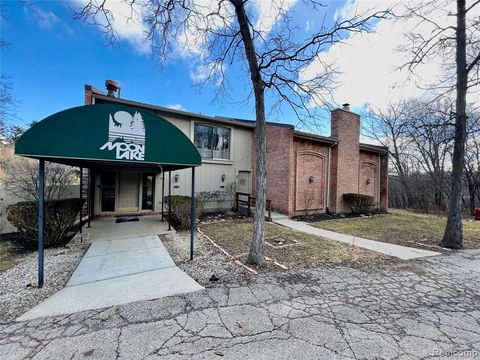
194;124;231;160
142;174;155;210
101;172;116;212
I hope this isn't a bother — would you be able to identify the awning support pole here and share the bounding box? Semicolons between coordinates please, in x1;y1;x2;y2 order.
38;160;45;288
79;167;83;238
190;167;195;261
87;169;92;228
161;171;165;221
168;171;171;231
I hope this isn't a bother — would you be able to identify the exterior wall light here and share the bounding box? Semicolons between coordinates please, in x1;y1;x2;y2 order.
221;174;226;182
309;176;314;184
174;173;180;183
366;178;371;185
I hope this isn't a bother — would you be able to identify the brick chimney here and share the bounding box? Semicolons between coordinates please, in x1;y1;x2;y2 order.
329;105;360;213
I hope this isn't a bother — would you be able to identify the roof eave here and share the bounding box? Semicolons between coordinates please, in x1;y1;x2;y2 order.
293;131;338;145
92;93;257;129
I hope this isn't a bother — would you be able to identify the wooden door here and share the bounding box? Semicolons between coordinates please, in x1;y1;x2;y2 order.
295;152;325;211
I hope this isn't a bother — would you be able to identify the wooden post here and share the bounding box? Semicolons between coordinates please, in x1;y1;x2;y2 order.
38;160;45;288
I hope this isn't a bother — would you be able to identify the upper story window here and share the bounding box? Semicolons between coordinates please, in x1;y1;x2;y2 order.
194;124;231;160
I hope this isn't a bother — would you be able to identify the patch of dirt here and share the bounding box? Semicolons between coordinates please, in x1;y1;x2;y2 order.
265;235;298;248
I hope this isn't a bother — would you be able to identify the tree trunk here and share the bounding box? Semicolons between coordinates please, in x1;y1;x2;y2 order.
442;0;467;249
231;0;266;265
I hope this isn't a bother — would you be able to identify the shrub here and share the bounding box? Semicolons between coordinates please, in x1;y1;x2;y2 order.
343;193;373;214
6;198;85;247
167;195;204;230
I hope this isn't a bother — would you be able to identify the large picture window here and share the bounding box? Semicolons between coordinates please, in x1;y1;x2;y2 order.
194;124;231;160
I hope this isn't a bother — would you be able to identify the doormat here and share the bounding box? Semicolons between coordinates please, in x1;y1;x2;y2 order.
115;217;140;224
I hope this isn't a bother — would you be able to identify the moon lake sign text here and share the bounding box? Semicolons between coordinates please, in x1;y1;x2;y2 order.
100;110;146;160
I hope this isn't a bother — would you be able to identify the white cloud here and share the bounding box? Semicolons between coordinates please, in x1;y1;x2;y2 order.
189;62;225;85
165;103;186;111
74;0;150;54
26;6;60;29
253;0;298;35
301;0;480;111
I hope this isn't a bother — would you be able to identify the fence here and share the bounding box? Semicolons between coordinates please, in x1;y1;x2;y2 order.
235;192;272;222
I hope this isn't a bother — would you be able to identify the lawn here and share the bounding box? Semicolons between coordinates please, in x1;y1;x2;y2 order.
311;209;480;250
199;220;393;269
0;241;18;272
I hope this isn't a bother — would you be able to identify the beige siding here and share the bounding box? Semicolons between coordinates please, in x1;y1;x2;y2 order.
154;113;253;211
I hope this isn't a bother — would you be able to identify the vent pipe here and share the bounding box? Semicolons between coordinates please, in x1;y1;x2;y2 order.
105;80;121;98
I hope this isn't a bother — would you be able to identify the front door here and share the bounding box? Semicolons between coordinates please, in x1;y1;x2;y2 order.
118;172;140;213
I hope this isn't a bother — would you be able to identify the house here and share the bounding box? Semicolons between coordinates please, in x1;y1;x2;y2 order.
83;81;388;217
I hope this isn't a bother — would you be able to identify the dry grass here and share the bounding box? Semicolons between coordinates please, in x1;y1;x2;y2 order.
199;220;394;269
311;209;480;250
0;242;18;272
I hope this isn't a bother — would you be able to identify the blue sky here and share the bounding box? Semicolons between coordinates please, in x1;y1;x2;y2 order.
2;0;453;138
1;0;352;133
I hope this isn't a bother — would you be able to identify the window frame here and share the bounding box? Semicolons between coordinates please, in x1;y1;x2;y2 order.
192;122;233;161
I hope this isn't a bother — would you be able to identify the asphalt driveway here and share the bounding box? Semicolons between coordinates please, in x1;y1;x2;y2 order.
1;250;479;359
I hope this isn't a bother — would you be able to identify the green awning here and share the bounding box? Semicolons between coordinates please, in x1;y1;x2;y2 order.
15;104;201;170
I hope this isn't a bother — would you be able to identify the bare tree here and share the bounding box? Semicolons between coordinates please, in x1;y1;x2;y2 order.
0;157;78;201
366;98;455;212
407;99;455;211
464;111;480;214
0;4;16;142
402;0;480;248
77;0;389;264
364;101;415;204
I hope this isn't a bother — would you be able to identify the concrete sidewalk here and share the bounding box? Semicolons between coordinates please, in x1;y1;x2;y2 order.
273;217;441;260
17;235;203;321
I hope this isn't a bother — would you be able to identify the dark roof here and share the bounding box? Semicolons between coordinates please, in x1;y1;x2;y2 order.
359;143;388;154
92;92;295;130
87;85;388;151
293;130;338;144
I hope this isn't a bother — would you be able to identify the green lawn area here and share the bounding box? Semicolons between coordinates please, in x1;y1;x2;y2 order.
199;220;393;269
0;242;17;272
311;209;480;250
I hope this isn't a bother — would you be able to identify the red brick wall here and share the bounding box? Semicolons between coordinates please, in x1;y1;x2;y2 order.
380;153;388;210
84;85;93;105
252;124;294;214
330;109;360;213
